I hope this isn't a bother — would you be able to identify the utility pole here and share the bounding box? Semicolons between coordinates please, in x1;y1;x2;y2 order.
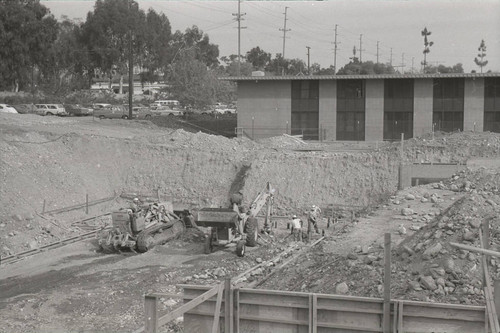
279;6;290;76
411;57;415;73
389;48;393;67
376;41;379;64
128;0;133;119
306;46;311;75
232;0;246;76
359;34;365;62
333;24;339;74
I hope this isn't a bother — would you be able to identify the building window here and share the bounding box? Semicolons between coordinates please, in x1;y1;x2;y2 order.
337;80;365;140
484;78;500;132
384;79;414;140
291;80;319;140
433;78;464;132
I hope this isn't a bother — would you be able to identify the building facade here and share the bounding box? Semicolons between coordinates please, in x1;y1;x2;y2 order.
226;73;500;141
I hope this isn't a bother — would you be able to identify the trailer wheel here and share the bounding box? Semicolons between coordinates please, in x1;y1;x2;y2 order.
244;217;258;247
204;233;213;254
236;240;246;257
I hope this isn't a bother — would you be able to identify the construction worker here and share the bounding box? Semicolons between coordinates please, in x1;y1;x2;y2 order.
308;205;321;235
182;209;195;228
129;198;142;214
291;215;302;241
230;190;243;210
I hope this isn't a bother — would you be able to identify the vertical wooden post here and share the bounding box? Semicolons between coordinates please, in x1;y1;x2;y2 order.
235;289;240;333
212;283;224;333
145;295;158;333
311;294;318;333
483;219;490;262
42;199;46;214
383;233;391;333
85;194;89;214
251;116;255;140
156;188;160;202
495;280;500;327
224;278;233;333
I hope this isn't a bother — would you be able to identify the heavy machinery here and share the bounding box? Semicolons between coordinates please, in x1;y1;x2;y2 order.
196;182;275;257
98;201;185;253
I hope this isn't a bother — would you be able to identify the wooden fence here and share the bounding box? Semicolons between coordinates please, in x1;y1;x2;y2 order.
175;285;486;333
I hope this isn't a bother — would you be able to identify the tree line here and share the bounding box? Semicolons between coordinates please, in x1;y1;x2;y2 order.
0;1;489;108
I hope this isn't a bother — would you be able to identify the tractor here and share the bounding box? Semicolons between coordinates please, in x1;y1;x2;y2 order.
98;201;185;253
196;183;275;257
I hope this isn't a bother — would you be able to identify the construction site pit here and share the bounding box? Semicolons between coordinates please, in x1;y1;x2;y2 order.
2;113;500;332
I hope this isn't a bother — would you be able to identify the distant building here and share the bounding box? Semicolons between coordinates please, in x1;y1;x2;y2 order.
223;73;500;141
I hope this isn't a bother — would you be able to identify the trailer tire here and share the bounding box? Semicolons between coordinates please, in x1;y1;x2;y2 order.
236;240;246;257
137;232;154;253
244;217;258;247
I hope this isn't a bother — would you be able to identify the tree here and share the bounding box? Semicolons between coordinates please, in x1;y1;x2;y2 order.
139;9;172;85
0;0;58;91
337;60;395;75
246;47;271;70
166;50;219;109
424;63;464;74
474;39;488;73
81;0;146;93
421;27;433;72
168;26;219;69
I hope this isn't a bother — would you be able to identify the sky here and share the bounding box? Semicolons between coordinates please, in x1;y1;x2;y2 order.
42;0;500;73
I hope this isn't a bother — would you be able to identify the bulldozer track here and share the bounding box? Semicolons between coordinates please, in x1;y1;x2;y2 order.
0;229;106;266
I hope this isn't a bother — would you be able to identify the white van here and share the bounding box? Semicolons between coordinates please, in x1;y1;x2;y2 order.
154;100;180;108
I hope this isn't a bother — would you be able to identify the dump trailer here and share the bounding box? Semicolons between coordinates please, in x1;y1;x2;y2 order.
196;183;274;257
98;201;185;253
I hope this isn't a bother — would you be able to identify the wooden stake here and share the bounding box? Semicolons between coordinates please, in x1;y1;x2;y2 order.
224;278;233;333
383;233;391;333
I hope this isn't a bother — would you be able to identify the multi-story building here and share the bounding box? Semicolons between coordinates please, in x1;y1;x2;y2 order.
224;73;500;141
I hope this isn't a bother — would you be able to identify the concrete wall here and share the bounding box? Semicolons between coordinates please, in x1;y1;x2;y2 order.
319;80;337;141
464;78;485;132
365;80;384;141
399;163;466;189
413;79;434;137
237;81;291;139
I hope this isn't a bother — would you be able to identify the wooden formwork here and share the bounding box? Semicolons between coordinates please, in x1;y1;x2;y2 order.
180;285;487;333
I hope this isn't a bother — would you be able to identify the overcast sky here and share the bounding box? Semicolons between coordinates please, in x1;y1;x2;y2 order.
42;0;500;73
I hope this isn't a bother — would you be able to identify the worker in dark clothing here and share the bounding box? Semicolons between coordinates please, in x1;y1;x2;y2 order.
230;190;243;206
182;209;195;228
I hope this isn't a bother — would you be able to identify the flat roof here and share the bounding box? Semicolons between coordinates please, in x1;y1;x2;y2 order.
220;72;500;81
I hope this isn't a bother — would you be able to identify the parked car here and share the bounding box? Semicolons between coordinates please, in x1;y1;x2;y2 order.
65;104;93;116
34;104;68;116
129;106;153;119
93;105;137;119
0;104;18;114
149;105;184;116
12;104;35;114
212;103;236;114
92;103;112;109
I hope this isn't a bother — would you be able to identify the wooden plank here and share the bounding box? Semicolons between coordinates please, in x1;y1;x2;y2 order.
481;231;500;333
157;283;222;327
235;289;240;333
315;305;384;314
312;294;317;333
383;233;391;333
145;295;158;333
450;242;500;258
211;283;224;333
392;302;398;333
398;302;403;333
398;299;485;311
495;280;500;325
316;321;383;332
224;279;233;333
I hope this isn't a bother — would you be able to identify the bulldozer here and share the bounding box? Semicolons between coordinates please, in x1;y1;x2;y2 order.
98;201;185;253
196;182;275;257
